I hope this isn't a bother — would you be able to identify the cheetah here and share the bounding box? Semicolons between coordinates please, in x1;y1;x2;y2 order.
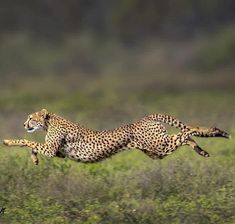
3;109;230;165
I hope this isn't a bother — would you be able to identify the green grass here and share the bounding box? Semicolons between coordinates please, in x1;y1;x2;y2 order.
0;127;234;224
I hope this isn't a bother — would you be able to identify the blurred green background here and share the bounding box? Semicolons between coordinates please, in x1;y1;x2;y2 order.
0;1;235;223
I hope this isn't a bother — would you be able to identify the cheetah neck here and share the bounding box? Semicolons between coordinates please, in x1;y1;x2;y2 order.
45;112;85;132
44;113;70;129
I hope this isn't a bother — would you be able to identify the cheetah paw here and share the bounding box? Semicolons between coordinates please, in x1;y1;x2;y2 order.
3;139;11;146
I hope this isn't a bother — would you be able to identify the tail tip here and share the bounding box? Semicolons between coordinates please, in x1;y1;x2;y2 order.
222;132;231;139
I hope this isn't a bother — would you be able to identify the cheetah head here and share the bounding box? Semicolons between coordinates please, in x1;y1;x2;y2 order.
24;109;49;133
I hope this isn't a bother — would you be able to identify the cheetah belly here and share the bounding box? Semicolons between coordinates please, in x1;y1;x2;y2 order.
63;141;124;162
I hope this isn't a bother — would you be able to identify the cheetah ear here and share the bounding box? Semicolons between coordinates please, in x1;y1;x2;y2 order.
40;108;49;119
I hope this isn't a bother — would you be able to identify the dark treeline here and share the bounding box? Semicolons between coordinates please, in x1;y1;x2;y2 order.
1;0;235;41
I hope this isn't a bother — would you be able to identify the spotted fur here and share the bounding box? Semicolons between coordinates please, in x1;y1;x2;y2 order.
3;109;230;165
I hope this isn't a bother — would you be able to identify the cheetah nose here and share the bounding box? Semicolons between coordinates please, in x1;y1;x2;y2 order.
23;122;26;127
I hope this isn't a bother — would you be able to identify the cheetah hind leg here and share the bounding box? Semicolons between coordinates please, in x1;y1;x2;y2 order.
186;138;210;158
189;126;230;139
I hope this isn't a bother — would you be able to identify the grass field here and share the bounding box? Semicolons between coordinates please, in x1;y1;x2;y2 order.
0;31;235;223
0;85;234;224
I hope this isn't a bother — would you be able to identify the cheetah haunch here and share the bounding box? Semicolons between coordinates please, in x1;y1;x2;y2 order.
3;109;230;165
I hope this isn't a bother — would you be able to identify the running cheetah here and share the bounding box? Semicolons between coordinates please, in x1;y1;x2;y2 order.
3;109;230;165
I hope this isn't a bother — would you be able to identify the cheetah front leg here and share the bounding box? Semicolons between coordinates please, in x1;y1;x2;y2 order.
2;140;39;165
31;149;39;165
183;137;210;158
3;139;61;165
31;149;66;165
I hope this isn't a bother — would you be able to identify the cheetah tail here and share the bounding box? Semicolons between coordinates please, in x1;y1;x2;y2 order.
189;126;230;139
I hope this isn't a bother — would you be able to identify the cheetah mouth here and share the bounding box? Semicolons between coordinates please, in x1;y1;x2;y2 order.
26;127;35;133
26;125;42;133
